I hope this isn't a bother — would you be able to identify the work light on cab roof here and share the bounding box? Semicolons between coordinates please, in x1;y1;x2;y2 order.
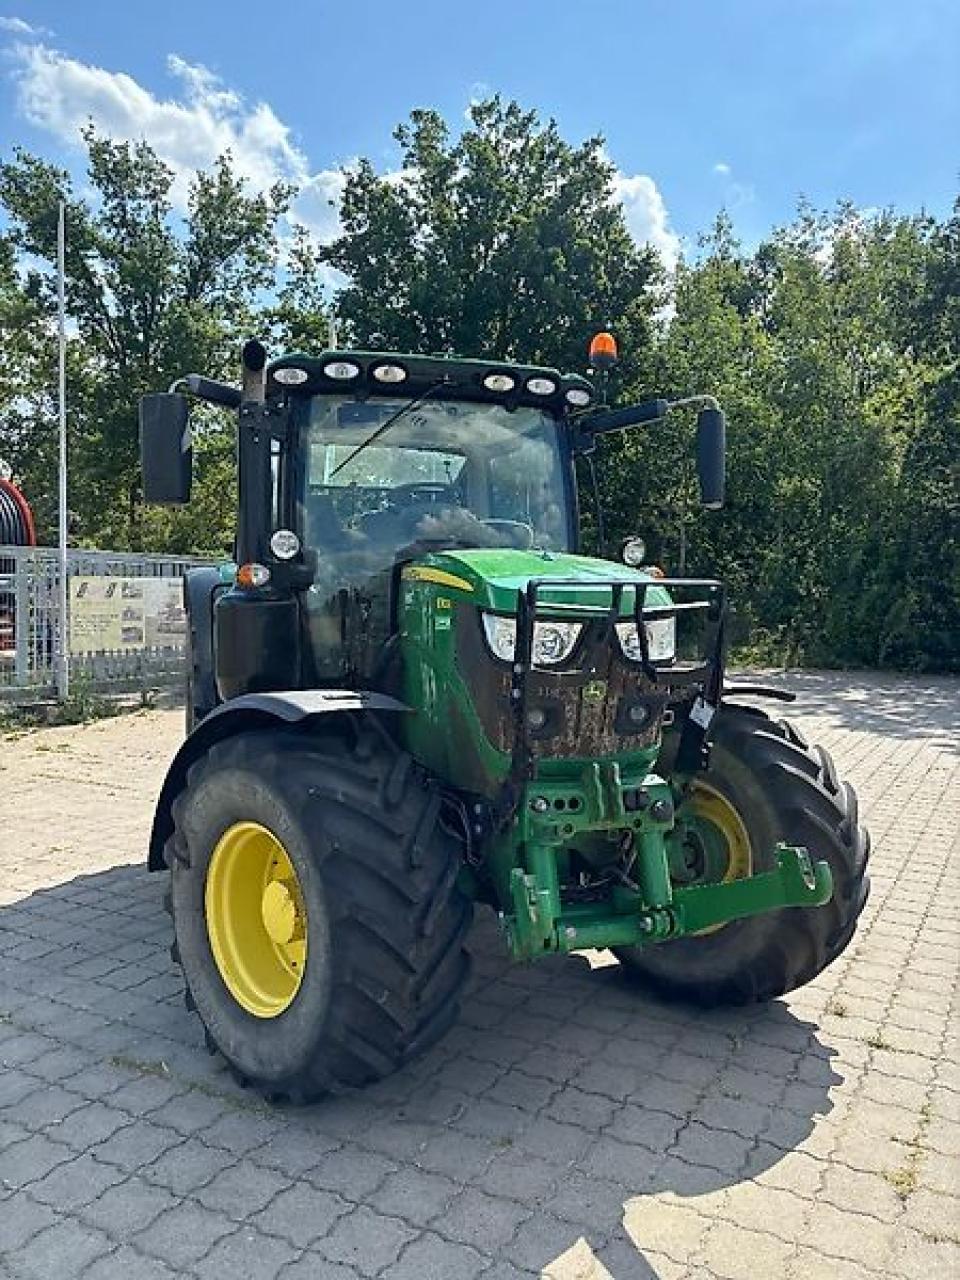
136;330;871;1105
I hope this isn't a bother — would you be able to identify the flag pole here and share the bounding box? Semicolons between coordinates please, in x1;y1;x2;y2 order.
56;199;69;701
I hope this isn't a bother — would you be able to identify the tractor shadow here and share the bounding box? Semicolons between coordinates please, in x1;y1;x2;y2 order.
1;872;846;1279
732;666;960;754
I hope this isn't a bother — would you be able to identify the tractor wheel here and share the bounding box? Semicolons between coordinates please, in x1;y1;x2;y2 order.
163;721;472;1101
616;703;870;1005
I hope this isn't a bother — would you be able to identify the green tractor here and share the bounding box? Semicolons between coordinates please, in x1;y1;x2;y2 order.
140;336;869;1102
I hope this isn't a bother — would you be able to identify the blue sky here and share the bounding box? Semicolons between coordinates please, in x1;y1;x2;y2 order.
1;0;957;268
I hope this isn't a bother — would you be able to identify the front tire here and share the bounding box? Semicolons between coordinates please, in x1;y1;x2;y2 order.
164;720;472;1101
616;704;870;1005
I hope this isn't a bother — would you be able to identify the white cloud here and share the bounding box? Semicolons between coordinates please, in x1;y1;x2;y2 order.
0;15;51;37
612;170;680;272
9;43;682;288
711;161;755;210
8;42;346;244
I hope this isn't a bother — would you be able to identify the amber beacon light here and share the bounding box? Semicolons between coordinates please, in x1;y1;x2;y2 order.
588;331;618;370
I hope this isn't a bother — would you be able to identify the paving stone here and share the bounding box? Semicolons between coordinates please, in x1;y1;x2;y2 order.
802;1202;898;1270
0;1132;75;1190
193;1227;299;1279
307;1146;397;1198
723;1180;809;1242
510;1116;592;1165
0;1190;60;1251
370;1166;459;1226
900;1186;959;1240
483;1070;559;1113
543;1171;629;1232
438;1186;531;1249
199;1109;285;1157
79;1176;178;1241
144;1089;231;1136
132;1200;238;1269
279;1256;364;1280
478;1149;560;1202
51;1101;133;1151
27;1151;125;1211
416;1129;497;1181
670;1121;756;1174
195;1159;292;1219
505;1213;594;1274
696;1219;797;1279
544;1086;620;1130
605;1105;683;1152
454;1097;529;1141
581;1135;660;1191
381;1231;487;1279
11;1082;86;1131
82;1245;178;1280
541;1236;617;1278
252;1180;351;1248
887;1226;960;1279
12;1217;114;1279
621;1196;710;1260
139;1136;232;1194
90;1122;183;1173
789;1246;893;1278
314;1206;418;1276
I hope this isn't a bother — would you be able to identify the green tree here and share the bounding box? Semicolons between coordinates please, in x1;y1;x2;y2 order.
320;97;661;386
0;131;290;550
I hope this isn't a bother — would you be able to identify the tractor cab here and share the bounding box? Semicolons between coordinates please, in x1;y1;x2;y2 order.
141;341;725;699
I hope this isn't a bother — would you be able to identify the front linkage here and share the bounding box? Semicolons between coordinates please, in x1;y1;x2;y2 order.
503;763;832;958
499;577;833;960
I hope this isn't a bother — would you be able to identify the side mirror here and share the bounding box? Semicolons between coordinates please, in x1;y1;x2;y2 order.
696;407;725;509
140;393;192;504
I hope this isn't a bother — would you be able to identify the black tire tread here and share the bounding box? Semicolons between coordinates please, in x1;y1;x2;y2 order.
164;717;472;1099
620;705;870;1006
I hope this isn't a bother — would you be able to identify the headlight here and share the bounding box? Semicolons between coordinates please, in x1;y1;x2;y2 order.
616;617;676;663
482;614;582;665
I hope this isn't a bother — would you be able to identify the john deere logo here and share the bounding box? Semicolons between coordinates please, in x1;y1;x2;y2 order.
583;680;607;703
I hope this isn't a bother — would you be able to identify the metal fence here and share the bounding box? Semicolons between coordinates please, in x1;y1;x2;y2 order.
0;546;211;703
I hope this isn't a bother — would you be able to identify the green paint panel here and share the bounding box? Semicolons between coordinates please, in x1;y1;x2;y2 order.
420;548;674;615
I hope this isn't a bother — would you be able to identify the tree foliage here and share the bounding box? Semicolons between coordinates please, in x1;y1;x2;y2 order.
321;98;661;389
0;131;290;551
0;101;956;671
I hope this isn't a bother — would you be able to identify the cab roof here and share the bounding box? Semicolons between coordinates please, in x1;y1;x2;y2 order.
267;350;595;415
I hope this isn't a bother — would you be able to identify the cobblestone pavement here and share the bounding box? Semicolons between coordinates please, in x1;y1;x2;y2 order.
1;671;957;1279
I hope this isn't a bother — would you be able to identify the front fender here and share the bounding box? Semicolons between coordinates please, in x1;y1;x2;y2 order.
147;690;410;871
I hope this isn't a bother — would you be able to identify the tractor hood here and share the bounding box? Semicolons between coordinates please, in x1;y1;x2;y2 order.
402;548;673;616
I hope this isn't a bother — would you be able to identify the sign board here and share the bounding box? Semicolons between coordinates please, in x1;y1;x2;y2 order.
69;577;186;655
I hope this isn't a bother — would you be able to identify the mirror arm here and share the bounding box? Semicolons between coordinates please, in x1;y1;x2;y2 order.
667;394;720;414
168;374;242;409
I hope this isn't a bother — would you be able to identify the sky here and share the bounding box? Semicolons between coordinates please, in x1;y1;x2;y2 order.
0;0;957;272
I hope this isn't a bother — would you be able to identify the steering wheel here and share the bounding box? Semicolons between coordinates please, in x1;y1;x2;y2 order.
389;482;455;509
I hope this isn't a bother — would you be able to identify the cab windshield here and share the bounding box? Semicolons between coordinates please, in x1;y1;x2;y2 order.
300;396;572;569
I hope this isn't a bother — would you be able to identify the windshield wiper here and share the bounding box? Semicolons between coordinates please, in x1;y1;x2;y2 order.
328;380;449;479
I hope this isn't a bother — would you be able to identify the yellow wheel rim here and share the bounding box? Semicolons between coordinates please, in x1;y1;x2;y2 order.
683;782;753;935
204;821;307;1018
